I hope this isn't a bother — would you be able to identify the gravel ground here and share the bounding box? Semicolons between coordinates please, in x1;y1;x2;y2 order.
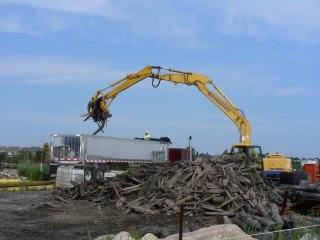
0;190;221;240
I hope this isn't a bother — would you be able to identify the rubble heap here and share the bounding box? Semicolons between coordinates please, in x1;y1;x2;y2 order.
0;169;22;179
60;154;284;217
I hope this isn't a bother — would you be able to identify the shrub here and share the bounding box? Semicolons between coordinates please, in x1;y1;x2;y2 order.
17;162;49;181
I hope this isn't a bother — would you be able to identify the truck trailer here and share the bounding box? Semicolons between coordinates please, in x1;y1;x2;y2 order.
50;134;169;181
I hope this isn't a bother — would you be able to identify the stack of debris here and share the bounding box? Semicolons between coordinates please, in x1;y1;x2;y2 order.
60;154;284;217
279;185;320;202
228;207;320;238
0;170;21;179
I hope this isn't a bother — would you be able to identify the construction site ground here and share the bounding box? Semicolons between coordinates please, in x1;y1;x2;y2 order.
0;190;221;240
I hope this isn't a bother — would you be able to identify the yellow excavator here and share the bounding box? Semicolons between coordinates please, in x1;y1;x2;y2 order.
83;65;264;160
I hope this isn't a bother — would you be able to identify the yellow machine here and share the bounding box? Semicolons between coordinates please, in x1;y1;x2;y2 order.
262;153;295;182
83;65;288;170
262;153;292;173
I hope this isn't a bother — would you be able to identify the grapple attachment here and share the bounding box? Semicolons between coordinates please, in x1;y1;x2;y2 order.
83;98;112;135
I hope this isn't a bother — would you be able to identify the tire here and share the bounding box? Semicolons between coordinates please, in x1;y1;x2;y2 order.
84;167;95;181
280;172;300;185
94;168;105;180
122;163;129;171
49;164;58;175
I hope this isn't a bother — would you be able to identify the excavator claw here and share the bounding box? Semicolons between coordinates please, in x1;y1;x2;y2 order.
84;98;112;135
92;120;105;135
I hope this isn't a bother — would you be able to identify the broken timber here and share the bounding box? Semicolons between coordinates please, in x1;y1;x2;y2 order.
60;154;283;217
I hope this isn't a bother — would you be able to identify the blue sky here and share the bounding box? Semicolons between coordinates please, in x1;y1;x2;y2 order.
0;0;319;158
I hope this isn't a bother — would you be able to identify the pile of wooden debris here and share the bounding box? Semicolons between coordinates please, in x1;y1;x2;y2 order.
59;154;285;217
0;169;23;179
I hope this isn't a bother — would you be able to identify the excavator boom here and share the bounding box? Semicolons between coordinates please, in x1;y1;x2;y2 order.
84;66;251;144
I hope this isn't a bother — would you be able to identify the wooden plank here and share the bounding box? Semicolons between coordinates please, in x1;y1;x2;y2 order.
164;199;180;211
127;174;144;184
203;211;234;216
121;184;143;194
129;205;156;215
187;166;201;188
167;170;183;188
218;195;240;208
180;171;194;183
125;197;143;208
112;183;121;199
201;204;223;212
162;195;193;211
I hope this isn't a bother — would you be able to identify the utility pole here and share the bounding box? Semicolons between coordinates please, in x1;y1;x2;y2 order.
189;136;192;161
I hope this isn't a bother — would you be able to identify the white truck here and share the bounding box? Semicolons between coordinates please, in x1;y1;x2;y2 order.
50;134;169;181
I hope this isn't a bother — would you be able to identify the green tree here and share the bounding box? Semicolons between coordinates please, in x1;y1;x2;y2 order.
35;150;43;162
292;158;302;171
9;151;33;164
42;143;51;163
0;152;6;162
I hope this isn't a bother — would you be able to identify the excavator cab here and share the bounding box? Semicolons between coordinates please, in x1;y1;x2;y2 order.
231;144;262;158
230;144;263;170
231;144;262;157
231;144;263;169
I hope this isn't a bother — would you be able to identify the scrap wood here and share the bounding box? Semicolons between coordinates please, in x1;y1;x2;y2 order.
203;211;234;216
54;195;70;203
162;195;193;211
129;205;156;214
59;153;285;217
121;184;142;194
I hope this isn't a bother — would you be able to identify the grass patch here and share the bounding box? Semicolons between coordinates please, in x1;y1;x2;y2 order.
17;162;49;181
130;232;143;240
245;216;320;240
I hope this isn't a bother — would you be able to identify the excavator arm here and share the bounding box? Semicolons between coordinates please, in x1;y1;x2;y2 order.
84;66;251;144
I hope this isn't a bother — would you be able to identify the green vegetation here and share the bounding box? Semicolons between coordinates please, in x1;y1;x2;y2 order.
292;157;302;171
2;151;33;164
130;232;143;240
0;142;51;164
244;215;320;240
273;225;320;240
17;162;49;181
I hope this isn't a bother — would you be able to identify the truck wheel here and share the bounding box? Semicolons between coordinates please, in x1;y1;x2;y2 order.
84;167;94;181
94;168;104;180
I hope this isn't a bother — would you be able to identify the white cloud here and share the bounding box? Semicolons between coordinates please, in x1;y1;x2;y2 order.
0;0;199;38
0;0;127;20
275;86;307;96
0;55;125;85
203;66;314;97
0;0;128;35
0;14;35;34
209;0;320;43
2;0;319;43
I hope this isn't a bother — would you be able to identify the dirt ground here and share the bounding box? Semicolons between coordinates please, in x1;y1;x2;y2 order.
0;190;221;240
